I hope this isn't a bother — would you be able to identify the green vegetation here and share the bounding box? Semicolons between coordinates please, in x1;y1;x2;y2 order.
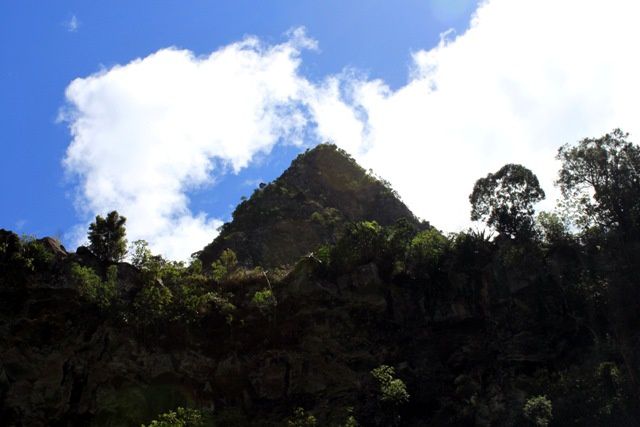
523;395;553;427
88;210;128;263
16;235;54;272
142;407;204;427
286;407;317;427
406;228;448;278
0;233;56;285
536;210;571;245
70;263;118;309
211;248;238;282
134;279;174;324
329;220;383;273
371;365;409;405
369;365;409;426
557;128;640;232
251;288;277;315
129;253;239;328
341;413;358;427
130;239;165;273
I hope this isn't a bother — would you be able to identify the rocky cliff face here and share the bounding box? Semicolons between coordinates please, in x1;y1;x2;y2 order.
198;144;421;268
2;227;632;426
1;145;636;426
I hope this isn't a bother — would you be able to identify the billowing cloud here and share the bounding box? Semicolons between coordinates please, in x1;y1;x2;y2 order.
314;0;640;232
62;29;315;260
62;1;640;260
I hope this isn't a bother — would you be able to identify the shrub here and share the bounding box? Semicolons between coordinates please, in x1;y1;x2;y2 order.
208;292;237;325
310;211;324;224
330;221;383;272
129;240;166;271
449;229;493;271
211;249;238;282
287;407;317;427
342;414;358;427
188;258;202;275
142;407;204;427
70;263;117;309
179;290;236;325
19;237;54;271
371;365;410;406
252;288;277;315
407;228;448;278
542;360;632;425
376;218;419;279
523;395;553;427
0;234;55;275
134;280;173;324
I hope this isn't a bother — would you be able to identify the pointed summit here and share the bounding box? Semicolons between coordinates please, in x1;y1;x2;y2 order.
199;144;422;267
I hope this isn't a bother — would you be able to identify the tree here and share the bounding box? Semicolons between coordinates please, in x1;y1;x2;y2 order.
557;129;640;398
536;211;573;247
470;164;545;238
88;211;127;263
556;128;640;234
130;239;155;270
211;248;238;282
406;228;448;278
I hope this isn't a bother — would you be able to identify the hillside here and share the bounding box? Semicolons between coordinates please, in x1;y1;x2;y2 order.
198;144;422;268
2;138;640;426
2;226;636;426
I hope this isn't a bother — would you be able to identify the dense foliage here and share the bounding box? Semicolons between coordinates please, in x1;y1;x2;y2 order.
88;210;128;263
70;263;118;310
557;128;640;232
470;163;545;238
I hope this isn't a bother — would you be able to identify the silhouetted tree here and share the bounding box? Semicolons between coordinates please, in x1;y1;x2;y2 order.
557;128;640;235
557;129;640;399
88;211;127;263
470;164;545;238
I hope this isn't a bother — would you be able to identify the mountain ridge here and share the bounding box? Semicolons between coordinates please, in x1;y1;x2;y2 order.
198;143;424;268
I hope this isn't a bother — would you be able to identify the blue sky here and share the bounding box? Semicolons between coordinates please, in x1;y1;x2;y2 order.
2;1;639;260
0;1;477;245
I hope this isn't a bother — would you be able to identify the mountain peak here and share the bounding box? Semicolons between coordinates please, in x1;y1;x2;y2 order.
199;143;421;267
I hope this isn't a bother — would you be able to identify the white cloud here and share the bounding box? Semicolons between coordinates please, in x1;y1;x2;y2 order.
62;1;640;259
313;0;640;232
62;30;315;260
65;15;79;33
